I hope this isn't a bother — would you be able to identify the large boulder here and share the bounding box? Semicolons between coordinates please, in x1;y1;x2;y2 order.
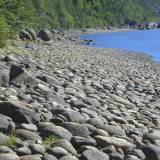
141;144;160;160
0;101;39;124
9;64;39;86
25;28;36;40
10;64;39;86
38;29;52;41
41;126;73;141
19;29;32;40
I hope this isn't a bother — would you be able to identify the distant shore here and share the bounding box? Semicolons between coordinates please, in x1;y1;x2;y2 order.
81;27;135;35
65;27;136;37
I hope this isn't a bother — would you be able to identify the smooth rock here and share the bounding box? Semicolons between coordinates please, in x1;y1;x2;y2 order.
42;154;58;160
95;136;135;149
141;144;160;160
59;155;79;160
16;129;42;141
48;147;70;158
41;126;73;141
60;122;90;137
82;149;109;160
0;101;39;124
51;139;77;155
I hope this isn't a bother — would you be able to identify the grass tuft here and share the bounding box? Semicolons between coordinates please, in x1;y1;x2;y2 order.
43;135;60;146
5;133;16;147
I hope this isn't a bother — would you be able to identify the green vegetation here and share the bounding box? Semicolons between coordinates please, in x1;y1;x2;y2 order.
0;0;160;46
43;135;60;146
5;133;16;147
1;0;160;30
0;17;10;47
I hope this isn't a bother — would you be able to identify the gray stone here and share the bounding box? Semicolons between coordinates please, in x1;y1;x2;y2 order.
111;152;124;160
38;29;52;41
51;139;77;155
41;126;73;141
95;136;135;149
0;64;9;86
71;136;97;148
0;132;7;145
101;145;116;154
145;131;160;141
30;144;46;154
9;64;39;86
59;155;79;160
103;125;126;136
48;147;70;158
80;108;97;118
0;154;19;160
0;101;39;124
42;154;58;160
19;29;32;40
87;117;104;128
128;149;145;160
60;122;90;137
16;147;31;156
19;123;37;132
141;144;160;160
20;155;42;160
82;149;109;160
0;114;15;133
16;129;42;141
0;146;14;154
52;109;85;123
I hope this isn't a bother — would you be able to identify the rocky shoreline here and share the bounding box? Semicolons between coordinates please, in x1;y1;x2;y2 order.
0;30;160;160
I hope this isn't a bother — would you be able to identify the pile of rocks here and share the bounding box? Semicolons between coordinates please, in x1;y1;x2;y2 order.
18;29;80;44
0;38;160;160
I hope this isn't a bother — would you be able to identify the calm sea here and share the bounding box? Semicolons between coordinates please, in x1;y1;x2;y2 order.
81;29;160;61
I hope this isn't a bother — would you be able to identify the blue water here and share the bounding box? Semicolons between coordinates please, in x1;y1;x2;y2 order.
81;29;160;61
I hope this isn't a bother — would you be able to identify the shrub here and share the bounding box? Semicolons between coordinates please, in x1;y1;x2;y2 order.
0;17;10;47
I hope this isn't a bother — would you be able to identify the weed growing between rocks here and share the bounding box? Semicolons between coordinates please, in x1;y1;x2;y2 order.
5;133;16;147
43;135;60;146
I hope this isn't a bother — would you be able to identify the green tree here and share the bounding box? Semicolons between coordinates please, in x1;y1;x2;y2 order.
0;17;10;47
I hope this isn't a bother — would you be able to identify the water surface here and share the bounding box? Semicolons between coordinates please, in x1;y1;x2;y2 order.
81;29;160;61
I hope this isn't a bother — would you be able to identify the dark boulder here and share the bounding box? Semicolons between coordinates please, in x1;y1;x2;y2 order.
9;64;39;86
19;29;32;40
38;29;52;41
0;101;39;124
141;144;160;160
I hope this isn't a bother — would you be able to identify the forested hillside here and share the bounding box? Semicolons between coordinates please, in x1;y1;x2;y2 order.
0;0;160;31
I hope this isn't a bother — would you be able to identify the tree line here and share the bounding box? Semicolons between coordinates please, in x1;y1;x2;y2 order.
0;0;160;46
